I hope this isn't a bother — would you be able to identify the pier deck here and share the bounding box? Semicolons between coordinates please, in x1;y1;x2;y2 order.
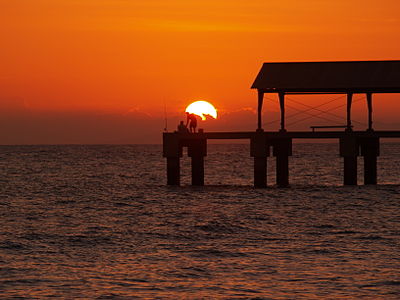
163;130;400;187
171;130;400;140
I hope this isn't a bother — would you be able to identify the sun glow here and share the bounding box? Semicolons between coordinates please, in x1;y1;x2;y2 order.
185;101;218;120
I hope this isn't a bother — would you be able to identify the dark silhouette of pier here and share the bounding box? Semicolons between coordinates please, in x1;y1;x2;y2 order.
163;61;400;187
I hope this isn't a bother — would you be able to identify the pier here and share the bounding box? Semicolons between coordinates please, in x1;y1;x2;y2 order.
163;60;400;187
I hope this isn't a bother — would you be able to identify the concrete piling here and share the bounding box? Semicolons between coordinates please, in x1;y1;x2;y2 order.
363;155;377;185
273;138;292;187
276;155;289;187
250;133;269;188
188;139;207;186
163;133;182;186
191;156;204;186
343;156;358;185
167;157;180;185
340;136;359;185
360;137;379;185
253;157;267;188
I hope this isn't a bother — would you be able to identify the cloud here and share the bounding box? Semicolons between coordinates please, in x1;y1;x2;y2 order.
1;105;399;144
0;97;29;111
0;110;165;145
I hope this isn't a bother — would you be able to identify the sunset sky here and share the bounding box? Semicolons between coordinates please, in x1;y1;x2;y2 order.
1;0;400;144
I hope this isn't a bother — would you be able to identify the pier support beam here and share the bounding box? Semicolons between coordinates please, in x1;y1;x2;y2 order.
340;136;359;185
163;133;182;185
188;139;207;186
276;155;289;187
251;133;269;188
191;156;204;186
254;157;267;188
343;157;357;185
167;157;180;185
360;137;379;185
364;156;377;185
273;138;292;187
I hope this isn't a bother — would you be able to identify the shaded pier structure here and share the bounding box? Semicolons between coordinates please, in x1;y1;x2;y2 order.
163;61;400;187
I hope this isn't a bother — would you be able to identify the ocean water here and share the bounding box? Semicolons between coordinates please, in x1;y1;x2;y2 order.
0;143;399;299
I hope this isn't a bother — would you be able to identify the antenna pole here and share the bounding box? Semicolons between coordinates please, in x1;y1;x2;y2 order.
164;99;168;132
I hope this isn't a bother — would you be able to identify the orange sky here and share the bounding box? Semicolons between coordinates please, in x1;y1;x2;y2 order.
1;0;400;143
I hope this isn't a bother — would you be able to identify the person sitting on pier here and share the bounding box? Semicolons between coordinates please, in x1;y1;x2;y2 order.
186;112;197;133
177;121;189;133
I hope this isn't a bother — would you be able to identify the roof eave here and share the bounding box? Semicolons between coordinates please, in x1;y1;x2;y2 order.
252;87;400;94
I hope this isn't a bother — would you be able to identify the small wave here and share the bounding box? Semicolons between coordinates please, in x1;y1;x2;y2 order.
361;280;400;288
189;248;247;258
308;248;336;254
194;221;246;234
284;247;340;255
113;202;133;207
97;294;141;299
1;278;53;285
0;241;27;250
313;224;335;229
66;235;114;247
333;230;359;234
358;235;386;240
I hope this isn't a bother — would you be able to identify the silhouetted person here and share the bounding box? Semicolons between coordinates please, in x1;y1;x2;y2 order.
186;112;197;133
177;121;189;133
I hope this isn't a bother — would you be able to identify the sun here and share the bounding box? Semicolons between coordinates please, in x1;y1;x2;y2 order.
185;101;218;120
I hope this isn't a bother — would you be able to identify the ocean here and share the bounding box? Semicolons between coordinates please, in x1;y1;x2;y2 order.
1;143;399;299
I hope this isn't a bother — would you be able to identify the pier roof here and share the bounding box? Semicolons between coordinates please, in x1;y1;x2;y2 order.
251;60;400;94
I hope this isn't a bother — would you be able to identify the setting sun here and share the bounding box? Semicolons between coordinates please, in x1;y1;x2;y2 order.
185;101;218;120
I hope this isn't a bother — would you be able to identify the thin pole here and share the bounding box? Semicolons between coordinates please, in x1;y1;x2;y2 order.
346;93;353;131
279;92;286;132
163;98;168;132
257;90;264;131
366;93;373;131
